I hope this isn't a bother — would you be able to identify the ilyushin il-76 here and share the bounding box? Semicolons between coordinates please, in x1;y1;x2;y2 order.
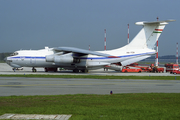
5;20;175;73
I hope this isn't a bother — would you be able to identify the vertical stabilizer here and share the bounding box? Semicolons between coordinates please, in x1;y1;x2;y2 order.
127;20;175;49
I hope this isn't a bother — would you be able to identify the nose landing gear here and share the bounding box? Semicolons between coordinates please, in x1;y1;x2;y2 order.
32;67;37;72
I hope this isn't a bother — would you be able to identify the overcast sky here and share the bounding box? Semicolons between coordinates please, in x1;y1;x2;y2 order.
0;0;179;56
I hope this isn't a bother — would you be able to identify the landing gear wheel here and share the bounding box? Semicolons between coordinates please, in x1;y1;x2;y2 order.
81;69;89;73
32;67;37;72
45;68;48;72
73;69;79;73
12;68;16;72
54;68;57;72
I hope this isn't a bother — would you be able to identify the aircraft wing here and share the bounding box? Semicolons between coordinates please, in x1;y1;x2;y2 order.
54;47;112;57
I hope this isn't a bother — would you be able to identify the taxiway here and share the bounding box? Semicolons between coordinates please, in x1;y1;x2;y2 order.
0;63;180;96
0;77;180;96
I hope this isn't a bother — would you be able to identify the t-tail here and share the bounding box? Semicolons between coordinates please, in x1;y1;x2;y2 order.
106;19;175;68
126;20;175;49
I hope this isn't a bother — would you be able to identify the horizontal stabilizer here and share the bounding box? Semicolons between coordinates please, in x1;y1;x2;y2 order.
136;20;175;25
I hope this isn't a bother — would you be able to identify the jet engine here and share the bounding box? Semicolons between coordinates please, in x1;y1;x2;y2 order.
54;55;74;63
46;55;54;62
45;53;80;63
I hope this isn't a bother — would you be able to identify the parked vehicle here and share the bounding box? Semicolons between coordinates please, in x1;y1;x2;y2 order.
121;66;142;73
128;63;165;73
148;66;165;73
165;63;179;73
172;70;180;74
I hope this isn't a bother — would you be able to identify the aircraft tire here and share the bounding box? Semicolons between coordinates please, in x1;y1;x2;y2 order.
54;68;57;72
32;67;37;72
73;69;79;73
12;68;16;72
81;69;88;73
45;68;48;72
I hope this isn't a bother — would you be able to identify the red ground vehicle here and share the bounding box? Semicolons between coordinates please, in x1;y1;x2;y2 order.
121;66;142;73
165;64;179;73
127;63;150;72
148;67;165;73
128;63;165;73
171;70;180;74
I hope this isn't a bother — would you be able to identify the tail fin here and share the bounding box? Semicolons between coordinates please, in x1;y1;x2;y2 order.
127;20;175;49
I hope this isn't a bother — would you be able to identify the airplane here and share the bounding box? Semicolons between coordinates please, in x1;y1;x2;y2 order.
4;20;175;73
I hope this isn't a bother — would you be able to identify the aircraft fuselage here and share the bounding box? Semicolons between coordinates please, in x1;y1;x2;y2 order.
6;47;155;71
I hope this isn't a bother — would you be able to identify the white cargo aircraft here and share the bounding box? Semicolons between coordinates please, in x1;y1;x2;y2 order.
5;20;175;73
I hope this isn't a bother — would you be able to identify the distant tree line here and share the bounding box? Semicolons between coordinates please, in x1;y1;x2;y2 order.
0;53;11;62
148;55;178;59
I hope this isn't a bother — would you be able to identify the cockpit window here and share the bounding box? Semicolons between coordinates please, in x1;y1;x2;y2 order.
10;52;18;56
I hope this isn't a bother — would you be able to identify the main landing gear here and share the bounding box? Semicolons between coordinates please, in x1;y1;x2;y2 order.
73;69;88;73
32;67;37;72
44;67;57;72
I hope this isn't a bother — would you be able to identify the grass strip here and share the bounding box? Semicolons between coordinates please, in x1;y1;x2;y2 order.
0;74;180;80
0;93;180;120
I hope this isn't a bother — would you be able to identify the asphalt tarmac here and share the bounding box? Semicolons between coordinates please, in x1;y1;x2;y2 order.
0;63;180;96
0;77;180;96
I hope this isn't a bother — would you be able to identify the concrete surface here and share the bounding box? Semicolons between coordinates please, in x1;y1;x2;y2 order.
0;63;178;76
0;114;72;120
0;63;180;96
0;77;180;96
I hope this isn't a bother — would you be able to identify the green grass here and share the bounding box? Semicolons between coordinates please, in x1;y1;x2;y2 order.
0;94;180;120
0;74;180;80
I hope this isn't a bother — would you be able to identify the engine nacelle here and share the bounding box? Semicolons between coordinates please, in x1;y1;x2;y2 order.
54;55;73;63
45;54;80;63
46;55;54;62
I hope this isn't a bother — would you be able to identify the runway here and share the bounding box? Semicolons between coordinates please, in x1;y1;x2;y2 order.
0;63;180;96
0;77;180;96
